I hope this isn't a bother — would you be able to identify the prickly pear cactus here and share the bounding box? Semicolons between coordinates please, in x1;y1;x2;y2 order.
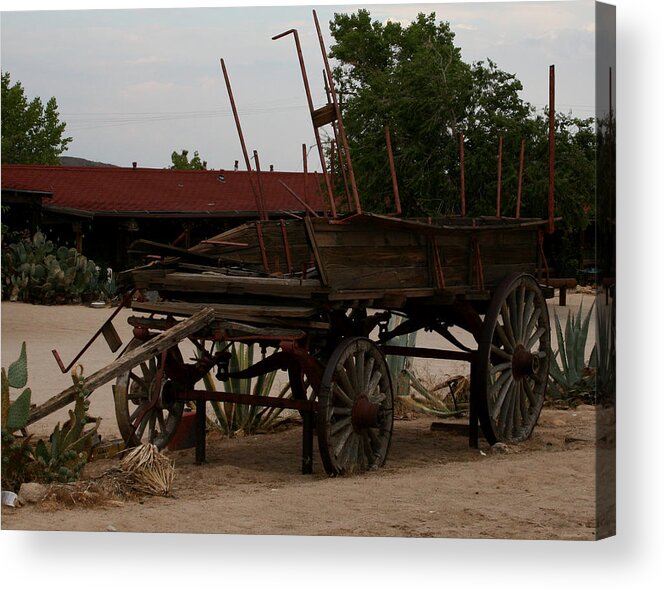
2;231;100;303
1;342;32;431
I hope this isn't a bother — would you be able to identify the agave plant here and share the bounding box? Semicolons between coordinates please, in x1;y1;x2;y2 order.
590;291;615;405
201;343;288;436
548;300;597;405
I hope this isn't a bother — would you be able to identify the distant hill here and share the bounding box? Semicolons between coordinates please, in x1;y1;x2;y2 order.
58;156;118;168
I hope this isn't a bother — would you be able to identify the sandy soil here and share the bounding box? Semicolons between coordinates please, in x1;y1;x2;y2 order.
0;294;613;539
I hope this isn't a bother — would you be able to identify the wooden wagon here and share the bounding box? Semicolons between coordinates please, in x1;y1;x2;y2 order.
90;211;552;476
27;11;558;476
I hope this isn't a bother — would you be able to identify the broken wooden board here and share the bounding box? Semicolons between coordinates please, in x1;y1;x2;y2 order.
27;307;216;426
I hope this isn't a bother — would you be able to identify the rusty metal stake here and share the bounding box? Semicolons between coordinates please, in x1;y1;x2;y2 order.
220;59;262;218
272;28;337;217
496;135;503;218
253;150;269;221
384;126;402;216
516;138;525;220
313;10;362;215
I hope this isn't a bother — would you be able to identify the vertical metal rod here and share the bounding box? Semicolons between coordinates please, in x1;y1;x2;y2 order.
459;132;466;216
253;150;269;221
195;398;206;465
220;59;262;216
313;10;362;214
324;70;353;212
516;138;525;220
384;126;402;215
430;237;445;289
272;29;337;217
255;222;271;274
302;143;309;207
548;64;556;234
496;135;503;218
280;219;294;274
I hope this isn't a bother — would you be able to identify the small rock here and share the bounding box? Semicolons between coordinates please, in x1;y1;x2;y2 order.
18;482;47;504
106;525;117;532
491;442;512;454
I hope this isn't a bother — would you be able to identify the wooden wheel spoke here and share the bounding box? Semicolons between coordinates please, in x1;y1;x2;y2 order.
489;361;512;375
523;377;537;404
148;413;157;442
500;304;517;347
366;369;384;402
489;370;512;398
518;381;529;424
344;356;359;395
355;349;366;395
333;423;354;457
332;381;354;408
505;385;519;439
335;361;357;397
490;344;512;362
156;410;167;434
332;406;352;416
331;416;352;436
361;432;375;466
526;326;547;350
495;324;514;353
135;414;149;440
515;285;525;341
363;357;376;393
523;307;542;347
521;290;536;341
491;374;513;421
129;372;148;390
507;297;518;344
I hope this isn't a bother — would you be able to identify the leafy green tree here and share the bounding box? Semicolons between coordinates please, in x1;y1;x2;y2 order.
1;72;72;165
170;149;207;170
328;10;595;232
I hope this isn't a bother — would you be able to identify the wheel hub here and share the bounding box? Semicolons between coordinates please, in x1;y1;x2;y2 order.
351;395;381;431
512;345;539;379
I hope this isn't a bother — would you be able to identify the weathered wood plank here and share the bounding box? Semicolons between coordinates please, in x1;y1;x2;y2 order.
27;308;216;426
131;301;317;318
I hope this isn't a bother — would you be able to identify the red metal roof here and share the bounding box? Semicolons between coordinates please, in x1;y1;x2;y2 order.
1;165;325;218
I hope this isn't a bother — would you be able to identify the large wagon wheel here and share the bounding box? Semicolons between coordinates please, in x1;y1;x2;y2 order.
473;273;551;444
113;338;186;449
317;337;394;476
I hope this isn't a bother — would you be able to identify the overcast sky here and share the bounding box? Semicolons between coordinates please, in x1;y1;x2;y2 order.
2;1;598;171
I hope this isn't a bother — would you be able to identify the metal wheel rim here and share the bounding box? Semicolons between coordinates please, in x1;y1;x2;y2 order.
317;337;394;476
475;273;550;444
114;338;185;449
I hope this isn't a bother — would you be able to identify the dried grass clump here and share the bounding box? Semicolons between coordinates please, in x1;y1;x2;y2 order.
112;444;175;497
38;481;118;511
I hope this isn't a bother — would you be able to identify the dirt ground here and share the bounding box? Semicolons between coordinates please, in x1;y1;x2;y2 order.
0;294;614;539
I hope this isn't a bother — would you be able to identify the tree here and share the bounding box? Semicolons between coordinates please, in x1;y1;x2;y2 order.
170;149;207;170
328;10;595;231
1;72;72;165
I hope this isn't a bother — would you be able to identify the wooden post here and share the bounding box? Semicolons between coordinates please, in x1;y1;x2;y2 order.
459;132;466;216
548;64;556;234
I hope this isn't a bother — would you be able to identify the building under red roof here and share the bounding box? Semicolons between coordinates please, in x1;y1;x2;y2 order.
1;164;325;270
1;164;325;218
